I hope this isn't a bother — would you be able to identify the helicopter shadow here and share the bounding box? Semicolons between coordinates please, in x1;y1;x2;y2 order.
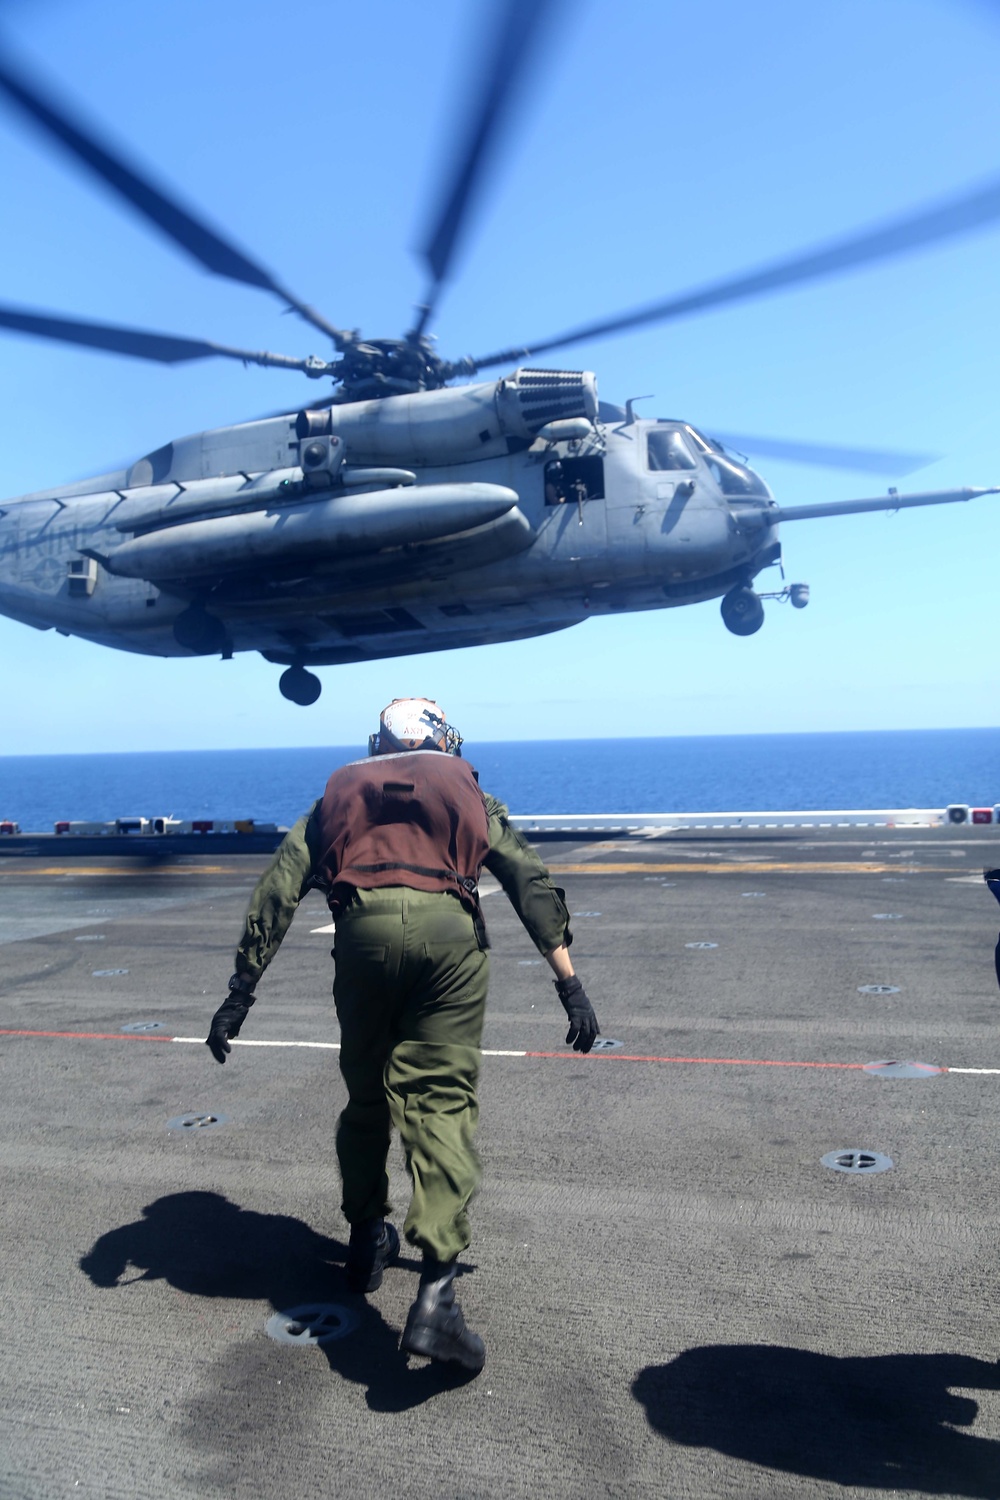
78;1190;476;1412
658;482;695;535
633;1342;1000;1496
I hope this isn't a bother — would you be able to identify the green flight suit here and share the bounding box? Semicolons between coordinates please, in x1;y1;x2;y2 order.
233;790;571;1263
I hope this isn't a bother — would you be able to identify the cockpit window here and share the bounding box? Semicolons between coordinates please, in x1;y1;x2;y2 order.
703;454;771;498
646;429;696;471
682;426;770;497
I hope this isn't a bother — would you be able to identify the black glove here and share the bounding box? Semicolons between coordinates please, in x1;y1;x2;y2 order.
554;975;600;1054
206;978;256;1064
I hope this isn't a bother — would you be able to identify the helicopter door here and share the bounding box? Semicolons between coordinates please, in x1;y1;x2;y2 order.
640;427;701;526
543;455;605;506
541;454;607;567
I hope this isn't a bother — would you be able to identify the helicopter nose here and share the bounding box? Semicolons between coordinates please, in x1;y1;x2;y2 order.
655;502;733;572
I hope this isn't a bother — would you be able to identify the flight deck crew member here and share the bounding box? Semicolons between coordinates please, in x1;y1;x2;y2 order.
205;698;599;1373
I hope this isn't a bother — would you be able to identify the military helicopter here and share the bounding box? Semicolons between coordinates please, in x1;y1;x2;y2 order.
0;2;997;705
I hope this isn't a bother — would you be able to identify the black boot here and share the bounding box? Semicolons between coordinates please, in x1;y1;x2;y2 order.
401;1259;485;1372
345;1217;400;1293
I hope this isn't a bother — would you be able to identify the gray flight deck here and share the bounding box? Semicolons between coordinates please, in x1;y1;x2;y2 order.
2;823;1000;1499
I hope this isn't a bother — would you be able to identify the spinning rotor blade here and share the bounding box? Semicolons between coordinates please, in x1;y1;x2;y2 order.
710;433;937;477
468;173;1000;368
0;48;347;348
413;0;563;335
0;303;331;374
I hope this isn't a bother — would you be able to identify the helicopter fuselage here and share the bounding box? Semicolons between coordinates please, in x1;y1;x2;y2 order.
1;5;998;711
0;372;783;679
0;363;989;703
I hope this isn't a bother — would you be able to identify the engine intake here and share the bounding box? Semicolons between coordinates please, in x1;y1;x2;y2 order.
497;368;599;436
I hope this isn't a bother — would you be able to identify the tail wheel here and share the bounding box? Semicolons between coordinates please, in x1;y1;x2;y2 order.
279;666;322;705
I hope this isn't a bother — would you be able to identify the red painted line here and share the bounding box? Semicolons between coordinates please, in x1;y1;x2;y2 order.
526;1050;867;1070
0;1028;174;1042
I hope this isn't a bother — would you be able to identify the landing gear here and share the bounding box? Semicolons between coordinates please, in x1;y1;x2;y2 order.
279;665;322;706
720;587;765;636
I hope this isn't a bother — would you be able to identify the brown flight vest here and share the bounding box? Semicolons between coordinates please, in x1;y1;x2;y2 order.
315;751;491;915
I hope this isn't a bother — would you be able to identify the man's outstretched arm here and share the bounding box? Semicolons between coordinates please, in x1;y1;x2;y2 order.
482;794;600;1052
482;794;573;954
233;803;323;983
206;804;322;1063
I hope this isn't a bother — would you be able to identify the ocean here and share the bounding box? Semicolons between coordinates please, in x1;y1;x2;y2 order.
0;729;997;832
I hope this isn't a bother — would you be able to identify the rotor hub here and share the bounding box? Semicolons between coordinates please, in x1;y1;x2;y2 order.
331;334;467;402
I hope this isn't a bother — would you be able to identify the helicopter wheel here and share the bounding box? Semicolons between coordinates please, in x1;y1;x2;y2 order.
721;587;765;636
279;666;322;706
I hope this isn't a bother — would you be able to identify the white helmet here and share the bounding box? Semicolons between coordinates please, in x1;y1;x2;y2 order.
369;698;463;756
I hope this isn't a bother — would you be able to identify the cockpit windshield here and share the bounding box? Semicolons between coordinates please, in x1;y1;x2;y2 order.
683;426;772;498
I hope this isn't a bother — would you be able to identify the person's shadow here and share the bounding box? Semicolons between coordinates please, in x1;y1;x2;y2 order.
79;1190;475;1411
633;1343;1000;1495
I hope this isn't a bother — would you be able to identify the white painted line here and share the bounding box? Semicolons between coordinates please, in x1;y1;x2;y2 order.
947;1067;1000;1075
171;1036;341;1049
509;808;950;832
310;922;336;933
170;1036;528;1057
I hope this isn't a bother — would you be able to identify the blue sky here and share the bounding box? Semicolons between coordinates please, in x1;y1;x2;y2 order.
0;0;998;752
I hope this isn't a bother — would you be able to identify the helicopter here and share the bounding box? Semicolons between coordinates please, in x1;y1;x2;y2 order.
0;2;997;706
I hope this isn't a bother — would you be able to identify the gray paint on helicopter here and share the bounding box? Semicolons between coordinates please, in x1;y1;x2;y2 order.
2;385;985;684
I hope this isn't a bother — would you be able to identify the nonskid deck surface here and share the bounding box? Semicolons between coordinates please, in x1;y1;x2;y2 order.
2;824;999;1499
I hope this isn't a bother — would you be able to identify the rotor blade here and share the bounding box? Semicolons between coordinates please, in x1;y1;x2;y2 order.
0;47;347;348
0;303;333;373
465;172;1000;368
413;0;563;334
710;432;938;477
